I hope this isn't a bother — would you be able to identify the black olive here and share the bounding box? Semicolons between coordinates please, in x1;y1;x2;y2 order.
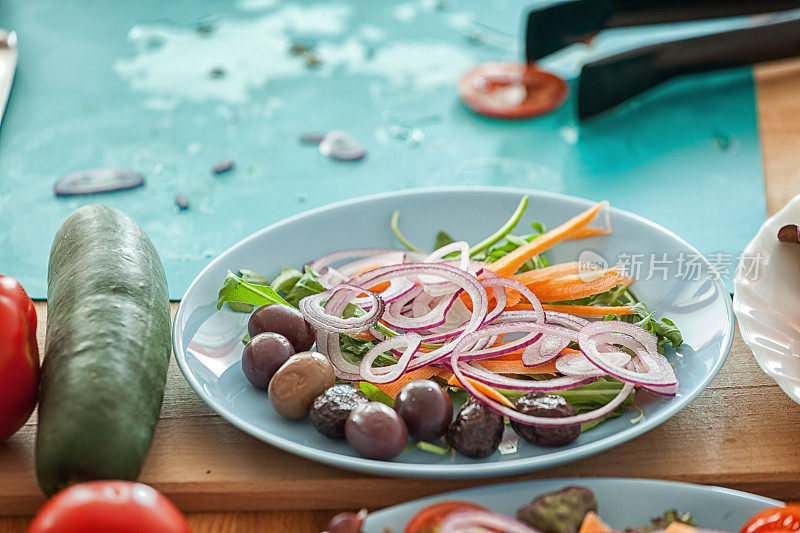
446;397;504;458
248;304;315;353
310;385;369;439
510;392;580;447
345;402;408;460
241;333;295;390
394;380;452;441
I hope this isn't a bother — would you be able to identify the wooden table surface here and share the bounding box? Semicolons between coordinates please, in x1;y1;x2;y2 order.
3;61;800;532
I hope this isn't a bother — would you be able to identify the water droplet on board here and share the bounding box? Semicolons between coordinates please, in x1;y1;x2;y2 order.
318;131;366;162
297;193;309;203
53;168;145;197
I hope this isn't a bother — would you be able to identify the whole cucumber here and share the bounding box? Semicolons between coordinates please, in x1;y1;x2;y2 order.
37;205;170;496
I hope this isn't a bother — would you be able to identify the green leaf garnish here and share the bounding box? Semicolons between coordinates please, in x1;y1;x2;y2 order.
284;267;326;308
217;271;291;310
270;267;303;295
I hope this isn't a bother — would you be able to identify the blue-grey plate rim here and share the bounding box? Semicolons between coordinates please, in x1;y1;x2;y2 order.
362;477;781;532
172;185;734;478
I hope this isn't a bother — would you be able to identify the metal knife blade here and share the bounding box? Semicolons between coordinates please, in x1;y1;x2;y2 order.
0;30;18;127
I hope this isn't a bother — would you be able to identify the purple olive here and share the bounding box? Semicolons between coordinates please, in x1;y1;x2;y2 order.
212;158;234;174
394;380;452;441
345;402;408;460
241;333;295;389
248;304;315;353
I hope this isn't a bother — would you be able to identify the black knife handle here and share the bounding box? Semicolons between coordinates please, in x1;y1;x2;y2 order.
577;15;800;119
607;0;800;27
645;16;800;77
525;0;800;62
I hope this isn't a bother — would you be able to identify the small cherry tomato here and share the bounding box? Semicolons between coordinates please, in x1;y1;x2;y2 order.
741;505;800;533
458;61;568;119
404;501;494;533
27;481;192;533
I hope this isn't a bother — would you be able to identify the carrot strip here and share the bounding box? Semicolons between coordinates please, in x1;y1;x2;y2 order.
565;226;611;240
447;374;517;409
541;303;635;316
477;359;558;374
511;262;580;286
578;512;613;533
486;201;608;277
373;366;440;399
524;267;633;303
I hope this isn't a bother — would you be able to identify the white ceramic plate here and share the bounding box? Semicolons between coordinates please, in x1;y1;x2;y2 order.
173;187;734;478
734;193;800;403
363;478;781;532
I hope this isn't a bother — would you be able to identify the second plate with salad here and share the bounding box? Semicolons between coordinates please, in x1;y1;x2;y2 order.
173;187;734;478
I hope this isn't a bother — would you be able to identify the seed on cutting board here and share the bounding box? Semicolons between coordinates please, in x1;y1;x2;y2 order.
318;131;366;162
298;132;326;144
174;193;190;210
212;158;234;174
53;168;145;197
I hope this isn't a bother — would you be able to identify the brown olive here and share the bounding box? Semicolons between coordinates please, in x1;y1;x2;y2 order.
241;333;295;390
248;304;315;352
268;351;335;419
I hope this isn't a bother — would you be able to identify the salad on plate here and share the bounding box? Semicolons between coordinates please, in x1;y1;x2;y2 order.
216;196;685;461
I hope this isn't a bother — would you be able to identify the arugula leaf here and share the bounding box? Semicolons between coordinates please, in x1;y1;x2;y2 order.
435;231;456;250
217;271;291;310
270;267;303;295
358;382;395;407
226;269;273;312
553;286;683;352
626;510;696;533
606;302;683;351
284;266;326;307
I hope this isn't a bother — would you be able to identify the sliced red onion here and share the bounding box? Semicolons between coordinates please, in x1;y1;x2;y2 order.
307;248;402;273
460;362;595;391
439;510;543;533
556;349;632;377
299;284;384;334
419;241;470;286
450;344;634;426
317;267;349;289
578;321;677;388
336;251;406;277
628;358;679;396
382;290;460;332
522;335;570;367
359;334;422;383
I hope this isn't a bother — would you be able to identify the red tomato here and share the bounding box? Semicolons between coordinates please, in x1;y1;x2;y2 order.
458;61;568;119
27;481;192;533
404;501;495;533
741;505;800;533
0;275;40;442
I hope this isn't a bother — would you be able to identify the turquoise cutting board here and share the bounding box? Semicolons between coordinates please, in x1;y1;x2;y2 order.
0;0;765;298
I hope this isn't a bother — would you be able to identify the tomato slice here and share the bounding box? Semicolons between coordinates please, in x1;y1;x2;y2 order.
741;505;800;533
458;61;568;119
404;501;495;533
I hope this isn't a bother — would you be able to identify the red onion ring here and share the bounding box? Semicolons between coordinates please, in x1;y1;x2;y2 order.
439;510;543;533
300;284;384;334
